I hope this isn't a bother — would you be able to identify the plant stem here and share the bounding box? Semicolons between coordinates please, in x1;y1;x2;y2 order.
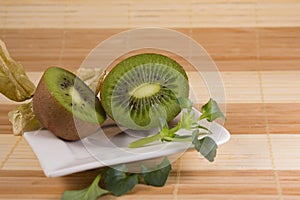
169;125;180;137
172;137;192;142
128;133;161;148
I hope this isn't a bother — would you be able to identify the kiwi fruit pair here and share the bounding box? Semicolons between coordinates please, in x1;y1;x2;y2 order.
33;53;189;141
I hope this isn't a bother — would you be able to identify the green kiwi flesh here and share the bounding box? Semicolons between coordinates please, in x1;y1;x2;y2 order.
101;53;189;130
33;67;106;140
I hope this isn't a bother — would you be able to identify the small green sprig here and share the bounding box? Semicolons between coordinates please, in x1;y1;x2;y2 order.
61;174;109;200
61;157;172;200
129;98;226;162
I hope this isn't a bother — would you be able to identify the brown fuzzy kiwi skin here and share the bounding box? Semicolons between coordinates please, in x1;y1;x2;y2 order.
33;74;100;141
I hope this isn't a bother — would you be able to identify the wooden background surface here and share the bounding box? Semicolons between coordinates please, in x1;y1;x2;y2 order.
0;0;300;199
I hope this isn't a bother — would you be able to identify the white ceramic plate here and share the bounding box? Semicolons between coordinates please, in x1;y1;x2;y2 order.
24;108;230;177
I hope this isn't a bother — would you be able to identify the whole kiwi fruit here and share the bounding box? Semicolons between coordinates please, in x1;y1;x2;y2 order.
100;53;189;131
33;67;106;141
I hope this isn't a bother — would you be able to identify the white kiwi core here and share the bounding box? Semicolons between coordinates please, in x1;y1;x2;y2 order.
70;87;82;103
131;83;161;98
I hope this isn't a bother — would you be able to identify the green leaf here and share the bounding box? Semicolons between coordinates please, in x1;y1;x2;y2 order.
141;157;172;187
198;137;218;162
61;174;109;200
192;130;218;162
199;98;226;122
104;165;138;196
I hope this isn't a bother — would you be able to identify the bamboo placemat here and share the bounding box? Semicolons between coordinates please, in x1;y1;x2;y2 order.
1;0;300;199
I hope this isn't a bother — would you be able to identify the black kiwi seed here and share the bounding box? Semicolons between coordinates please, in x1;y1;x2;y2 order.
101;53;189;131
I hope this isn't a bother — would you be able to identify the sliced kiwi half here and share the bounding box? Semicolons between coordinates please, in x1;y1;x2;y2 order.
101;53;189;130
33;67;106;140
